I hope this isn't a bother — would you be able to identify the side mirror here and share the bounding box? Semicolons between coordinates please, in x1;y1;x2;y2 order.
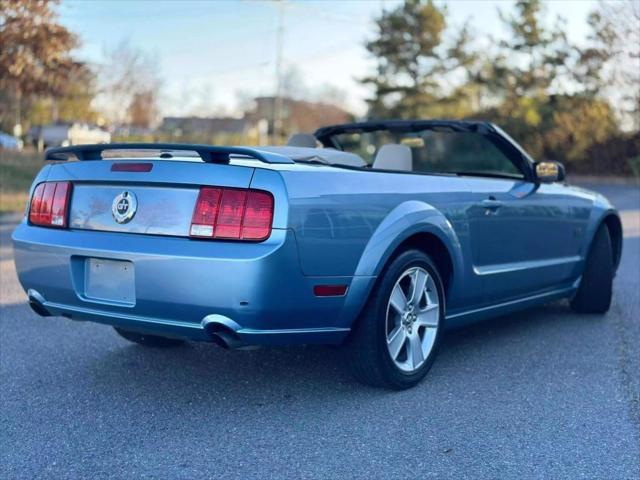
534;161;565;183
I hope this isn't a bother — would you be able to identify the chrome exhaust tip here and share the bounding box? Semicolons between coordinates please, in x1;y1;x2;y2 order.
201;314;245;349
29;300;51;317
209;328;244;349
27;290;51;317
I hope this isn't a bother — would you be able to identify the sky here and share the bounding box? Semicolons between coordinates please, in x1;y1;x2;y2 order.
58;0;600;118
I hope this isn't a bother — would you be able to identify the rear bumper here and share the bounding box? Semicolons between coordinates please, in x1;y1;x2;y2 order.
12;222;374;345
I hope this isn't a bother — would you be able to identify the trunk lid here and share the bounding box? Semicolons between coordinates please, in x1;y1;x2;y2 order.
45;159;255;237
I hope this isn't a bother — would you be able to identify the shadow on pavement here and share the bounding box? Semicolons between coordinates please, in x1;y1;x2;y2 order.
0;296;587;399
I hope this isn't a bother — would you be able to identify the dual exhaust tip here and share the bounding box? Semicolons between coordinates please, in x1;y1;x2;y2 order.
29;299;51;317
27;292;245;350
201;314;245;349
28;290;51;317
205;324;244;350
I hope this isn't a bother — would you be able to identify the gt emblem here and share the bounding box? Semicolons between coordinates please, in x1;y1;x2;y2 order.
112;191;137;224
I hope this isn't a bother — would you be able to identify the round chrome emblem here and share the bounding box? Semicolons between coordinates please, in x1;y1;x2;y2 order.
112;191;137;224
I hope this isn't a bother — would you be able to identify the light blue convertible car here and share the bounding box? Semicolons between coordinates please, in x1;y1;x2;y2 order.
12;120;622;389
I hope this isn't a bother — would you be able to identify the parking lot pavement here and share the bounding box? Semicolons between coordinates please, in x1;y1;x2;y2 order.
1;183;639;479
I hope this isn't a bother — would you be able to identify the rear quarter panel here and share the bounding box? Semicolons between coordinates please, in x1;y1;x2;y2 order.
279;167;477;311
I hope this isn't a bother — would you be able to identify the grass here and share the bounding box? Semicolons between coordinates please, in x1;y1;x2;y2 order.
0;150;43;214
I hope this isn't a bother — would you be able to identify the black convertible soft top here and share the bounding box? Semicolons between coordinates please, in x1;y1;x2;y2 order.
314;119;496;145
313;119;536;181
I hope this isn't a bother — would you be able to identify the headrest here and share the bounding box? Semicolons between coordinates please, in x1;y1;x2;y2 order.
287;133;318;148
372;144;412;171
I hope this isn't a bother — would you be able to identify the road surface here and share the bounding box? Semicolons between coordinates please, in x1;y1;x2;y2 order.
1;182;638;479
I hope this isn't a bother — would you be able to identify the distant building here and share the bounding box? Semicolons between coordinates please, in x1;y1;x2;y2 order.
111;125;155;139
247;97;352;139
28;122;110;150
159;116;249;137
158;98;352;145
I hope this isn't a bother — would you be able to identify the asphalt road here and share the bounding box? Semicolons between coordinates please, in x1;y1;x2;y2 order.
1;182;639;479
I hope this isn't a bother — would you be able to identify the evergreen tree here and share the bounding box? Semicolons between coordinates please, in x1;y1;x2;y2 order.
363;0;475;119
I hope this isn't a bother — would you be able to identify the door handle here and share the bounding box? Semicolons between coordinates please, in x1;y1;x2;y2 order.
480;198;503;210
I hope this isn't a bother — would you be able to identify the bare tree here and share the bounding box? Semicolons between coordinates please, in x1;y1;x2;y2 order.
310;84;348;109
128;91;158;128
96;39;162;127
580;0;640;129
280;66;309;101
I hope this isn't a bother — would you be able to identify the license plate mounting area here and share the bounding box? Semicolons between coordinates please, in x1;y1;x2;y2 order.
84;258;135;306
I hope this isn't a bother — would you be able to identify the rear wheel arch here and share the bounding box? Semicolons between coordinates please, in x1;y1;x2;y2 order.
353;230;455;324
388;232;454;297
350;202;463;325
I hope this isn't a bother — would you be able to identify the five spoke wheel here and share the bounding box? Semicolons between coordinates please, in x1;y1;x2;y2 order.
385;267;439;372
345;249;444;389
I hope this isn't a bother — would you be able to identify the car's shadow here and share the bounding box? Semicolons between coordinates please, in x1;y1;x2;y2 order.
2;297;599;406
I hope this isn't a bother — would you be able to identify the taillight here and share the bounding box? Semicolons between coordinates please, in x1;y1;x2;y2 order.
216;189;248;239
242;189;274;240
190;187;274;241
28;181;72;228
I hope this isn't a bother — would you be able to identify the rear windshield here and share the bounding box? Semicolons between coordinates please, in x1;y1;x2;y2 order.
329;129;523;178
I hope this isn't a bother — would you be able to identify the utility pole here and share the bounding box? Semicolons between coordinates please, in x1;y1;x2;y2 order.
272;0;284;144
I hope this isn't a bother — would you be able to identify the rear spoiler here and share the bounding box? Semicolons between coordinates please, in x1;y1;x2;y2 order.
44;143;295;164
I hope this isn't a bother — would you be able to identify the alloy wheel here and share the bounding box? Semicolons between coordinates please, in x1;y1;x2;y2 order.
385;266;440;373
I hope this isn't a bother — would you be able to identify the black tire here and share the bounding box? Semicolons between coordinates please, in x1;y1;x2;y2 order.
113;327;185;347
344;249;445;390
570;225;613;314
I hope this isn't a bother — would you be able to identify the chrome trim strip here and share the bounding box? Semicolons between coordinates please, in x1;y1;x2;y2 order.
473;255;581;276
238;327;351;335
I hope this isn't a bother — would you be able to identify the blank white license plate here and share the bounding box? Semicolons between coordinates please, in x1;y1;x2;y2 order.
84;258;135;305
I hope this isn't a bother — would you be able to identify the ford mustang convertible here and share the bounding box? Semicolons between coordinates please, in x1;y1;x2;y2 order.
12;120;622;389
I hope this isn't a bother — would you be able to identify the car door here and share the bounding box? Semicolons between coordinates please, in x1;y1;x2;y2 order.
467;177;592;304
444;127;593;304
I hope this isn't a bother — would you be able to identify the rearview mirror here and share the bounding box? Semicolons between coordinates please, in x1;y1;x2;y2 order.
534;161;565;183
